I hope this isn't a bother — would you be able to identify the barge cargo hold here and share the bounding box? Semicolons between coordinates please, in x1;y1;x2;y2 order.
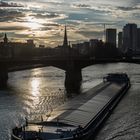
11;73;130;140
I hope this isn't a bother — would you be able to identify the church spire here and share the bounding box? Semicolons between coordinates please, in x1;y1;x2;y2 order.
4;33;8;44
63;25;68;47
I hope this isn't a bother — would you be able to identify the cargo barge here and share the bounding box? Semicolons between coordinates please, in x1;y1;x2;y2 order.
11;73;130;140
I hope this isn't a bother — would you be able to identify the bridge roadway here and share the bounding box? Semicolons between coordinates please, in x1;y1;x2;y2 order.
0;56;140;70
0;57;93;71
0;56;139;91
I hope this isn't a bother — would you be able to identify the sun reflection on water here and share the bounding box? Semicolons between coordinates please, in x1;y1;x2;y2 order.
31;78;40;97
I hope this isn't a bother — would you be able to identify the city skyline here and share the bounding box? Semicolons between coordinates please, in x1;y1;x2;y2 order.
0;0;140;47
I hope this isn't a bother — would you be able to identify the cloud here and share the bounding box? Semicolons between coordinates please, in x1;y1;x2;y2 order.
0;9;25;22
0;33;4;39
117;6;140;11
40;23;60;31
42;23;59;27
0;1;24;7
72;3;112;13
0;26;29;31
130;0;140;6
30;12;67;20
39;27;52;31
76;30;103;39
73;4;90;8
13;33;30;38
72;2;140;20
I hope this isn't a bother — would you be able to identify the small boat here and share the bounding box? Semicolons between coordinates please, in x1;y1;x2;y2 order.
11;73;130;140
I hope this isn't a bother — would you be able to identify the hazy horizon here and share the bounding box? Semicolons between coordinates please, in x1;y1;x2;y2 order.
0;0;140;47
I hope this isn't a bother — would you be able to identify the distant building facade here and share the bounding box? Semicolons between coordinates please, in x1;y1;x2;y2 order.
0;34;35;48
0;34;36;57
72;41;91;55
106;28;117;47
89;39;99;47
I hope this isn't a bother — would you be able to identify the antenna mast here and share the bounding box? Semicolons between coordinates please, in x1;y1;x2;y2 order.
104;24;106;42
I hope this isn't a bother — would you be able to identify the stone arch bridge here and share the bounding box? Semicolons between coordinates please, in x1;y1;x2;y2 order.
0;57;138;93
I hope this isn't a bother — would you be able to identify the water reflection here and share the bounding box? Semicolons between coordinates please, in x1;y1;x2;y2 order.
29;69;42;97
29;69;42;117
30;78;40;97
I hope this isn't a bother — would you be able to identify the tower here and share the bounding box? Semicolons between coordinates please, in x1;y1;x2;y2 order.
103;24;106;42
123;23;137;53
4;33;8;44
63;25;68;47
106;28;117;47
137;28;140;52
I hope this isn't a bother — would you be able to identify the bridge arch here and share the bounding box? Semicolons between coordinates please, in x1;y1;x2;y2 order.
0;63;82;94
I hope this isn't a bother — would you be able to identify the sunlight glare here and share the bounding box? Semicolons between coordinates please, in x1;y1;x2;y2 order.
31;78;40;96
25;16;43;30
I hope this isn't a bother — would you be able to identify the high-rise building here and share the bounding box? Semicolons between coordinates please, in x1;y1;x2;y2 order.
118;32;123;49
123;23;137;53
137;28;140;52
106;28;117;47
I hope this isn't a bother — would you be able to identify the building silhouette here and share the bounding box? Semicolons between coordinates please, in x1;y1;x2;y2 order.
0;34;35;48
123;23;137;54
106;28;116;47
0;34;36;57
118;32;123;49
63;25;68;47
3;33;8;45
137;28;140;52
89;39;99;47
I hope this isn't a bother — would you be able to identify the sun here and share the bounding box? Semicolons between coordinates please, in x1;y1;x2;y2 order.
25;16;43;30
27;22;41;30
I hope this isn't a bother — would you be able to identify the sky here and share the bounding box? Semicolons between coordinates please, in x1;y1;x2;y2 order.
0;0;140;47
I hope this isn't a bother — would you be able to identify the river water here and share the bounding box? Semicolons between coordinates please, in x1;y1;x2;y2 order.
0;63;140;140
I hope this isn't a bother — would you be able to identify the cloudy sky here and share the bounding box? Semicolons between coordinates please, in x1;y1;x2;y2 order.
0;0;140;47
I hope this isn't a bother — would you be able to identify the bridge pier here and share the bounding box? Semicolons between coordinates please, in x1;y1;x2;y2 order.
65;68;82;94
0;64;8;88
